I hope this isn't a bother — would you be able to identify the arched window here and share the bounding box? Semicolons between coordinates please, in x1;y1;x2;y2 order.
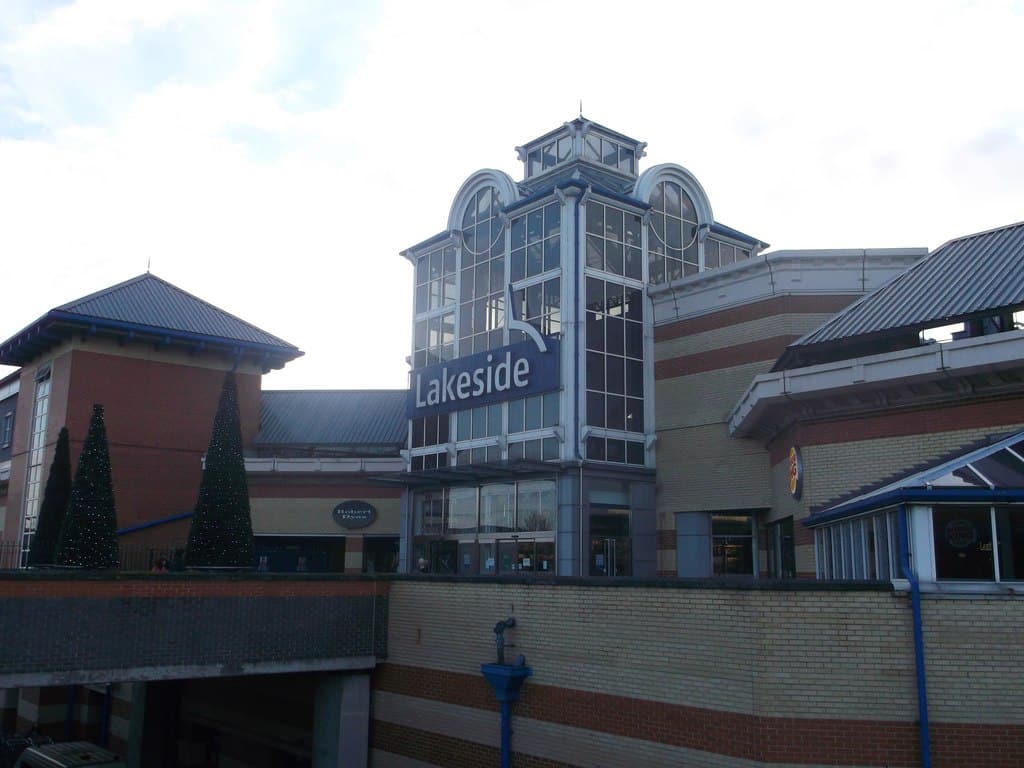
648;180;699;284
459;185;506;355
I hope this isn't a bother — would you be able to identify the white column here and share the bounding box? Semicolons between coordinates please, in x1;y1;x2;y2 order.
313;673;370;768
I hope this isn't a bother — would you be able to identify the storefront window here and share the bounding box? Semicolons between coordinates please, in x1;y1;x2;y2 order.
996;509;1024;581
815;511;900;580
448;487;478;534
412;481;557;575
767;518;795;578
480;483;515;533
933;506;995;580
362;536;399;574
515;480;555;532
413;492;445;536
712;514;754;575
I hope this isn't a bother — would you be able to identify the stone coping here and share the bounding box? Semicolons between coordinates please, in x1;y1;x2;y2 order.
0;570;893;591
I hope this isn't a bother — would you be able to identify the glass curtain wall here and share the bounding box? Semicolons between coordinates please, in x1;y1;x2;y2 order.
408;187;564;471
583;199;646;466
19;370;51;566
412;479;556;575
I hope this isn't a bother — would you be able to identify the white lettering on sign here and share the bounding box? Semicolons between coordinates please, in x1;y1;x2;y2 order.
415;350;532;408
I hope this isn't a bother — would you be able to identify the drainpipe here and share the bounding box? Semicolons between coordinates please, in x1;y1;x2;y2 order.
99;684;112;748
64;685;77;740
480;664;532;768
897;504;932;768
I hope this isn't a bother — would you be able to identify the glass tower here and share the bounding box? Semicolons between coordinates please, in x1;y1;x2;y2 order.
400;117;761;577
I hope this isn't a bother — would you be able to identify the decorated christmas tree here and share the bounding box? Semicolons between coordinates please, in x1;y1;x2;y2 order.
57;405;119;568
186;371;254;568
27;426;72;567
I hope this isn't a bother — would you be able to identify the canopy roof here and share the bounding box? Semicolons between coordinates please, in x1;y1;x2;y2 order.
808;430;1024;526
777;220;1024;370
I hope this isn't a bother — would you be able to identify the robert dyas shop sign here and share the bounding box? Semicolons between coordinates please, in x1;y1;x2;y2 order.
407;338;560;418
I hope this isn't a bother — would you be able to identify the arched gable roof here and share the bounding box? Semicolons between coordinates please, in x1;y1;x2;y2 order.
633;163;713;225
447;169;520;231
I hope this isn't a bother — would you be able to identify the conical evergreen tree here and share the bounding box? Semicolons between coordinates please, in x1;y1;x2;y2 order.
27;426;72;567
57;405;119;568
186;371;254;568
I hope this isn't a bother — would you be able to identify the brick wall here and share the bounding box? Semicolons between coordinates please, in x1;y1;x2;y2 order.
372;578;1024;767
652;295;856;574
3;341;264;547
0;574;388;688
770;417;1024;518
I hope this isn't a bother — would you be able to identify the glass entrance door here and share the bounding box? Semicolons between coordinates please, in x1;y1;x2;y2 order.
589;507;631;577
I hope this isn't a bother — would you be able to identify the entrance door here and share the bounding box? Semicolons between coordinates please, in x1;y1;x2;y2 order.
589;507;631;577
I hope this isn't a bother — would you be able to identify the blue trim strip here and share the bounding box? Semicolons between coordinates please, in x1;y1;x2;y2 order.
898;505;932;768
583;183;651;212
504;180;584;215
401;229;452;257
709;221;768;248
805;488;1024;527
117;511;193;535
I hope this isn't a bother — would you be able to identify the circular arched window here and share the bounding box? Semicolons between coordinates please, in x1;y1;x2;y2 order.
461;186;504;262
648;180;699;284
459;186;506;354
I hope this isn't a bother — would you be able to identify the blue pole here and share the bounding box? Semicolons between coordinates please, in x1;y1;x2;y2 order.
500;700;512;768
897;504;932;768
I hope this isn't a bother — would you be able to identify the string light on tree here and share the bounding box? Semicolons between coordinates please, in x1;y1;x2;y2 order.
186;371;254;568
57;405;119;569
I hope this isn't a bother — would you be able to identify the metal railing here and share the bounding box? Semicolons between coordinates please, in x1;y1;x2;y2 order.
0;540;188;572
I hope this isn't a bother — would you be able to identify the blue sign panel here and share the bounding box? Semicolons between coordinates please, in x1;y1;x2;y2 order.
407;339;560;418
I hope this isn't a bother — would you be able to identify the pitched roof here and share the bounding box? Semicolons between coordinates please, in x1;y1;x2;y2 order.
807;430;1024;526
517;161;636;197
782;221;1024;361
1;273;302;368
255;390;407;454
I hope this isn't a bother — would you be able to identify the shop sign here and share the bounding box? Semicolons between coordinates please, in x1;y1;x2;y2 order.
407;339;559;418
945;519;977;549
332;500;377;529
788;446;804;500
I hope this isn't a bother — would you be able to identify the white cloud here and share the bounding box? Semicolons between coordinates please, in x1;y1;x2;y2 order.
1;0;1022;389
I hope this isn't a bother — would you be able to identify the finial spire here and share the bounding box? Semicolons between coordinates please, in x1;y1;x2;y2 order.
578;99;583;119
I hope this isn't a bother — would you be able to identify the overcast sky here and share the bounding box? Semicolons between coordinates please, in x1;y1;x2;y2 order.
1;0;1022;390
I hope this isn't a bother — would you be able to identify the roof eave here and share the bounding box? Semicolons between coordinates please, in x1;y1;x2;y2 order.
0;312;303;369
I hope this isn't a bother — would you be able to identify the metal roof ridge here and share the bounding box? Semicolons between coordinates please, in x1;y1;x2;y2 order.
930;218;1024;253
55;272;299;350
55;272;153;311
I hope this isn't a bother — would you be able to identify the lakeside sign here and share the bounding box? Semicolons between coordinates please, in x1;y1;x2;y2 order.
407;339;560;418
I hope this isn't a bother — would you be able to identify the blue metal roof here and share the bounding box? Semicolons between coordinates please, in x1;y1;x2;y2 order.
56;273;295;346
790;220;1024;350
807;430;1024;526
1;273;302;368
255;390;407;453
709;221;769;249
518;162;637;198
